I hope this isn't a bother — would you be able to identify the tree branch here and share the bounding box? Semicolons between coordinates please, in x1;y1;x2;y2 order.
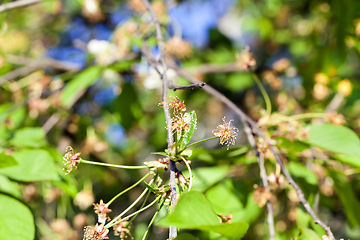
141;0;177;238
168;65;335;240
0;0;44;13
243;121;275;240
168;81;206;91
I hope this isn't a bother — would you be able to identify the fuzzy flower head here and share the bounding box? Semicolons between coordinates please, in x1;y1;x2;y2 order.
113;220;133;240
160;96;186;114
213;117;239;149
63;146;81;175
172;112;191;136
93;200;111;224
236;46;256;70
83;223;109;240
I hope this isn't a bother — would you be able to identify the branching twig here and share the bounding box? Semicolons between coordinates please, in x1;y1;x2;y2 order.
168;81;206;91
168;65;335;240
141;0;177;238
243;121;275;240
0;0;44;13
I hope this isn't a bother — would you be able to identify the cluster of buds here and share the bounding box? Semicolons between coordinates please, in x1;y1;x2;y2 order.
83;223;109;240
145;157;169;173
267;171;286;190
175;170;189;189
252;185;272;207
325;111;346;125
212;117;239;149
165;37;192;59
276;122;310;141
236;46;256;70
256;138;276;153
93;200;112;224
113;220;133;240
63;146;81;175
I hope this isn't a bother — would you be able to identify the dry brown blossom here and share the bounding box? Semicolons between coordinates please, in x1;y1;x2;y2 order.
236;46;256;70
165;37;192;59
171;112;191;136
325;111;346;125
252;185;272;207
63;146;81;175
93;199;112;224
83;223;109;240
113;220;133;240
213;117;239;149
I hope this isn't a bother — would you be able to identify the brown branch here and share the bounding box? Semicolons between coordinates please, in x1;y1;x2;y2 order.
243;121;275;240
0;57;81;85
168;81;206;91
0;0;44;13
168;65;335;240
141;0;177;238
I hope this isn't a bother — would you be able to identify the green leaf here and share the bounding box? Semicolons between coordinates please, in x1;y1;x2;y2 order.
179;111;197;149
0;175;21;198
158;191;248;239
303;124;360;157
175;233;198;240
0;149;59;182
332;154;360;168
298;227;322;240
225;72;254;92
0;152;18;169
183;166;230;192
276;137;309;153
9;127;47;148
206;182;262;224
287;162;318;185
61;66;102;108
0;194;35;240
328;169;360;227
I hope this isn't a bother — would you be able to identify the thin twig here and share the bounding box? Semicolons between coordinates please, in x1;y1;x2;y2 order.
243;121;275;240
168;81;206;91
168;65;335;240
0;0;44;13
141;0;177;238
0;57;81;85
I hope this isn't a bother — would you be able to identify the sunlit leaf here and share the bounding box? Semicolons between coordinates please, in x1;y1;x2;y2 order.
0;149;59;182
0;152;18;169
0;194;35;240
9;127;47;148
298;227;322;240
179;110;197;149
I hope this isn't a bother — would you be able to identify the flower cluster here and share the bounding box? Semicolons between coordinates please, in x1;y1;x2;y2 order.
236;46;256;70
212;117;239;149
63;146;81;175
83;224;109;240
113;220;133;240
252;185;272;207
93;200;112;224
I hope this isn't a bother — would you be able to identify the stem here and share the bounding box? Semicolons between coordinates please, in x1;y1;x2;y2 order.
80;159;147;169
182;136;219;151
183;159;193;192
289;112;326;120
105;178;155;229
128;191;151;225
250;70;272;116
107;173;151;206
142;205;163;240
107;196;162;229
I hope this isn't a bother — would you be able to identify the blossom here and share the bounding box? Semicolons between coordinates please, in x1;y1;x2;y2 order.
236;46;256;70
167;96;186;113
171;112;191;136
83;224;109;240
93;200;111;224
63;146;81;175
325;111;346;125
165;37;192;59
213;117;239;149
113;220;133;240
252;185;272;207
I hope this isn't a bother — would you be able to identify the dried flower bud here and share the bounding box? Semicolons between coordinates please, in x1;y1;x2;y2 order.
252;185;272;207
63;146;81;175
313;83;329;101
325;111;346;125
236;46;256;70
272;58;290;72
165;37;192;59
93;200;112;224
113;220;133;240
74;190;95;210
83;223;109;240
213;117;239;149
